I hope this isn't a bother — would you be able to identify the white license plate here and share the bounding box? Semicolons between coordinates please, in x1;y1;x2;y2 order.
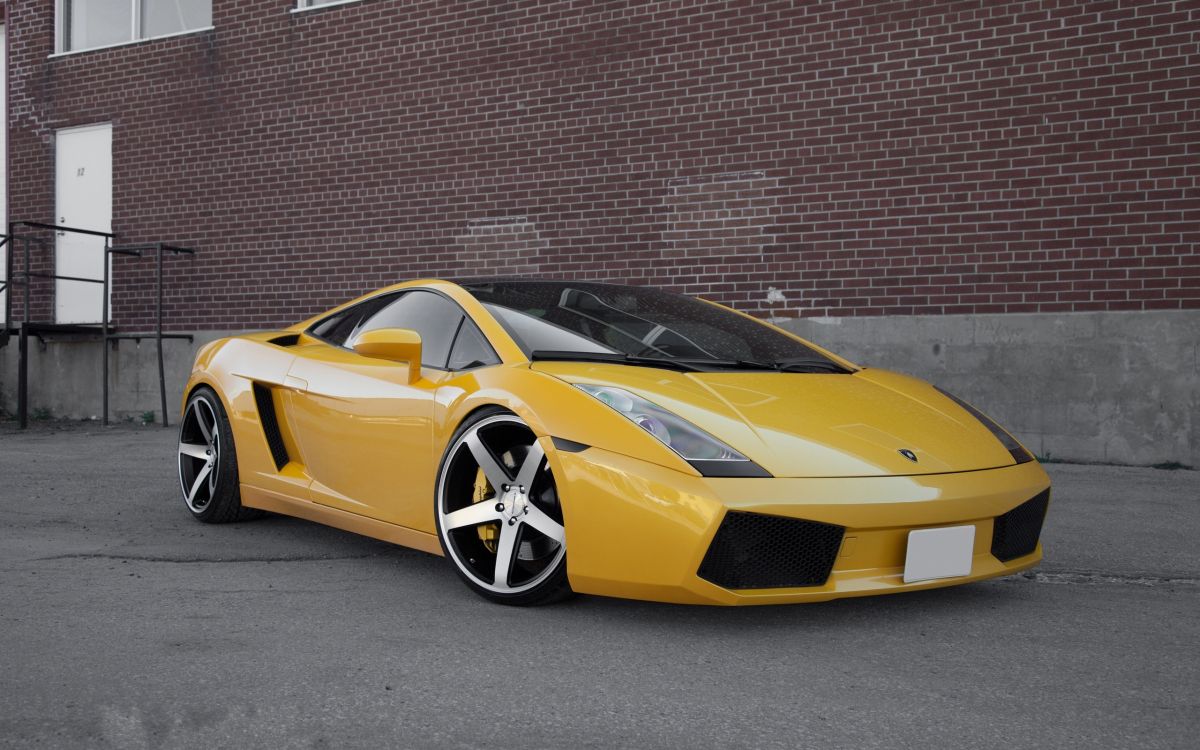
903;525;975;583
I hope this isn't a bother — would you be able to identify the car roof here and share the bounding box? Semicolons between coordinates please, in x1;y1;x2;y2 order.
454;277;644;290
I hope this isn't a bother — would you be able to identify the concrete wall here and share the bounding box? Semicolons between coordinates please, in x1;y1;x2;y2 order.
0;332;230;425
780;310;1199;468
2;310;1197;468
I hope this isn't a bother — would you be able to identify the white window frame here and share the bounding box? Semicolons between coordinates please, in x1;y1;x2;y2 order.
293;0;369;13
54;0;214;56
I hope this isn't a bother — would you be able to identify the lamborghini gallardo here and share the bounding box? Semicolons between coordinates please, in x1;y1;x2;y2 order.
178;279;1050;605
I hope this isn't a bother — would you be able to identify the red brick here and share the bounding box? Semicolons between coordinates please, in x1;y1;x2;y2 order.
4;0;1197;329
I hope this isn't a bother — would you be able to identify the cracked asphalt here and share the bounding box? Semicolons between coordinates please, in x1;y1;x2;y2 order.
1;423;1198;749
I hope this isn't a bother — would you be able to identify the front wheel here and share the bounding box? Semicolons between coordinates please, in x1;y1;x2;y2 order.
434;409;571;606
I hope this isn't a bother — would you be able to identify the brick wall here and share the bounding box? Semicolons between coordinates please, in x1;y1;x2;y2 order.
6;0;1199;330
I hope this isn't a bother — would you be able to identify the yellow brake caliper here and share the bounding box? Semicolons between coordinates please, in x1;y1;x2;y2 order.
473;467;499;553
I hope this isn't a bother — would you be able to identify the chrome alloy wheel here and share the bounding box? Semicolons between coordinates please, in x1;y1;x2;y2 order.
178;396;221;513
437;414;566;594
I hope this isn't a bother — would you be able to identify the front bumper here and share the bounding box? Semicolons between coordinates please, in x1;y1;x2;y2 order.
551;446;1050;605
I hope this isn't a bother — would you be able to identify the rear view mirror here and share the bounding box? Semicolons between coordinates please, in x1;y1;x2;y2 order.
352;328;422;382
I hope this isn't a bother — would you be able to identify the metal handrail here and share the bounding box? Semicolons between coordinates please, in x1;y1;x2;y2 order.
3;223;197;429
106;242;196;427
11;220;117;239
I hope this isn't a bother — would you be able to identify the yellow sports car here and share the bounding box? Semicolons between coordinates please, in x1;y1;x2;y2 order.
178;279;1050;606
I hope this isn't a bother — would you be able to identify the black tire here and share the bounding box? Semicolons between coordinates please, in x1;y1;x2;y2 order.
434;406;573;606
177;386;262;523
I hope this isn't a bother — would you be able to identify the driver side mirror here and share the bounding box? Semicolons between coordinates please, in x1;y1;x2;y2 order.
352;328;422;383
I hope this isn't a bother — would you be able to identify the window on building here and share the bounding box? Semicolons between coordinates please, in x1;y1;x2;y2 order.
142;0;212;37
297;1;366;10
59;1;212;53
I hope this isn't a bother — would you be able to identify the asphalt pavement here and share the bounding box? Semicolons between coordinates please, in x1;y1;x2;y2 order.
1;422;1197;749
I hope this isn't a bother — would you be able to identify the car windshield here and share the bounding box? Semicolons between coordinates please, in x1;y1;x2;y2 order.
463;280;842;369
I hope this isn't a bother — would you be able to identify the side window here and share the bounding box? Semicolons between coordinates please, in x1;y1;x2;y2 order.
447;320;500;370
351;291;463;368
308;293;398;347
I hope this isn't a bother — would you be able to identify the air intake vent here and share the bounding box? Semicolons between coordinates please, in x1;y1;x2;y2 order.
252;384;289;471
698;511;845;590
268;333;300;347
991;490;1049;562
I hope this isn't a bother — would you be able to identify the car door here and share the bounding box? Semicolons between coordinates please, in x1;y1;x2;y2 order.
284;290;466;532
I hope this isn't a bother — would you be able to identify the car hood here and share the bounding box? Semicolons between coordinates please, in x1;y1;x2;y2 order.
534;362;1018;478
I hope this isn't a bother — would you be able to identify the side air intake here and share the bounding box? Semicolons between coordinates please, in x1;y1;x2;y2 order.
268;333;300;347
252;383;289;471
991;490;1050;562
698;511;845;590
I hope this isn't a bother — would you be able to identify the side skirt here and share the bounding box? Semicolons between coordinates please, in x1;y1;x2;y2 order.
241;484;444;557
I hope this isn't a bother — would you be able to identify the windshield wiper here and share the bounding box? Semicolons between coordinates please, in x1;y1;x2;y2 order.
530;351;852;374
695;358;776;370
685;358;852;373
529;350;707;372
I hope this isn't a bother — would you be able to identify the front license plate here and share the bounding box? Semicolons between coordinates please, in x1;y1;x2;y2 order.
903;525;975;583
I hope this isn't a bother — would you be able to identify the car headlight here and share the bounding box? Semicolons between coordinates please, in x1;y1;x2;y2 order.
935;387;1033;464
574;384;771;477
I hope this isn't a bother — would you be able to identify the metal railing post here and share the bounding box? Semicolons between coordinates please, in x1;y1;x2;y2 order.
3;223;12;329
102;236;111;426
18;235;31;429
156;243;169;428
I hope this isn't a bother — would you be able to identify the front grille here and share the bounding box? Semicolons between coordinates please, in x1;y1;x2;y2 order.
991;490;1050;562
698;511;845;590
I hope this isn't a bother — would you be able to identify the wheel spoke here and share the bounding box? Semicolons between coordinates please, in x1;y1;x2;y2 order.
492;521;519;590
514;440;545;491
465;430;511;489
179;442;209;460
195;405;213;446
209;430;220;493
443;501;501;531
186;464;212;507
522;503;564;545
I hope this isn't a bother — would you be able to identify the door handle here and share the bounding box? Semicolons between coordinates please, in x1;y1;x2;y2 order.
283;375;308;392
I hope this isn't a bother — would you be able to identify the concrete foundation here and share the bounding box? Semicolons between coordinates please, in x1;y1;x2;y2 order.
1;310;1196;467
779;310;1199;468
0;331;231;426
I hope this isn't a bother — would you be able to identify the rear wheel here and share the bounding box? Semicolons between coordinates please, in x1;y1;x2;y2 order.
434;409;571;606
177;386;259;523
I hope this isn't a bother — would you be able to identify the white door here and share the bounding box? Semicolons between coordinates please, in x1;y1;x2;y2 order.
55;123;112;324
